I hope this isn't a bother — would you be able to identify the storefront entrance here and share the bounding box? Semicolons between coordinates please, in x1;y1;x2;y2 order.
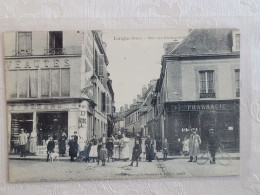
10;113;33;153
36;112;68;145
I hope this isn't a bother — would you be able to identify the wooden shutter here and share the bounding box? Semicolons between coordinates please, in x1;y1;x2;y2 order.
102;92;106;112
98;54;104;76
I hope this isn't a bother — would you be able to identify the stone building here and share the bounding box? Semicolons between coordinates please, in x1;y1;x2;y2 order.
154;29;240;153
4;31;114;154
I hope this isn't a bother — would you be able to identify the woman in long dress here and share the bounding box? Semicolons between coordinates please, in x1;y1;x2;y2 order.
113;135;120;160
58;132;67;157
119;133;130;160
29;131;37;154
89;135;98;161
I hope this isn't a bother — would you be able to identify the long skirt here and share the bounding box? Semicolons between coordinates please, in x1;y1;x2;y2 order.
89;145;98;158
120;144;130;160
113;145;120;159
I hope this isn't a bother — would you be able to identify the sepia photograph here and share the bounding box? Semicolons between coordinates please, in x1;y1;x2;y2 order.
4;29;240;182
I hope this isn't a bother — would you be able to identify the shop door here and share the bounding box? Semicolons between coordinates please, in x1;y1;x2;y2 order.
10;113;33;153
200;111;216;147
36;112;68;145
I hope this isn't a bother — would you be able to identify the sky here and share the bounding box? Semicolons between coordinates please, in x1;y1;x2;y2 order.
102;29;189;110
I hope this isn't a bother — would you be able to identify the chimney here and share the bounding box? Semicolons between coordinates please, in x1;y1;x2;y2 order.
163;41;179;55
142;85;147;98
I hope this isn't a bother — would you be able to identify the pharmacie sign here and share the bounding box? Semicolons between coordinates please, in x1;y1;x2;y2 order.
166;102;238;112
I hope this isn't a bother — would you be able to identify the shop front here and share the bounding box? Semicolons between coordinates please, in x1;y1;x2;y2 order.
164;100;239;153
8;100;91;155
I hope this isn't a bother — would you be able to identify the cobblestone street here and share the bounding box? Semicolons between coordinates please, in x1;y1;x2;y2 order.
9;157;240;182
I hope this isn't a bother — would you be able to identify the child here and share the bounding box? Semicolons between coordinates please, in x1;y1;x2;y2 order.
182;136;190;156
46;136;55;162
99;144;108;166
83;141;91;162
130;140;142;167
162;138;169;161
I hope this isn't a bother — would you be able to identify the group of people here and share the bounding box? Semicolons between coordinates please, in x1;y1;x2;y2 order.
185;128;220;164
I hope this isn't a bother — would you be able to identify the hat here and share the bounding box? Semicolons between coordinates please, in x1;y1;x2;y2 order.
20;128;24;131
209;128;214;132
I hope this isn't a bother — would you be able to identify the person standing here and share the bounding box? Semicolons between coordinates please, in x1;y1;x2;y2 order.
191;130;201;162
129;139;142;167
58;132;67;157
18;129;28;157
89;135;98;162
68;135;78;162
29;131;37;154
106;135;114;162
182;136;190;156
135;133;142;145
162;138;169;161
207;128;220;164
119;133;130;160
99;144;108;166
188;133;194;162
155;133;162;152
97;138;103;165
145;135;155;162
73;131;78;143
46;136;55;162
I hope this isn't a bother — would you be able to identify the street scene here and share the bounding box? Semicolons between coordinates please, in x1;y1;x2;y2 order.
4;29;240;182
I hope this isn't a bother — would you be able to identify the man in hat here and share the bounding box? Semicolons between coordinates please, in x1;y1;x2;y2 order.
207;128;220;164
18;128;28;157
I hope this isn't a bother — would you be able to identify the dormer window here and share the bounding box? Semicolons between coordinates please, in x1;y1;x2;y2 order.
232;30;240;52
235;34;240;50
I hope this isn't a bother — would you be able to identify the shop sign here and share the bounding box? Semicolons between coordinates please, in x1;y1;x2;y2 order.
10;103;62;111
166;102;237;112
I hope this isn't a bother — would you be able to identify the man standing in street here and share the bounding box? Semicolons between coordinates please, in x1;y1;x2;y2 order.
207;128;220;164
145;135;154;162
18;128;28;157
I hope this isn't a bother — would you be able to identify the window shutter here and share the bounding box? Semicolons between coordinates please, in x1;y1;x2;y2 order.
102;92;106;112
106;96;110;114
98;54;104;76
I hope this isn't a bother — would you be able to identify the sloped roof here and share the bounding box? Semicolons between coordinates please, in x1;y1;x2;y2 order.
170;29;237;56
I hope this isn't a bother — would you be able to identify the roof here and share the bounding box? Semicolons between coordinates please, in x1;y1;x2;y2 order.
170;29;237;56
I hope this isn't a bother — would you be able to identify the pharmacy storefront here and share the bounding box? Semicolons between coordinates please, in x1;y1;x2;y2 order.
164;100;239;153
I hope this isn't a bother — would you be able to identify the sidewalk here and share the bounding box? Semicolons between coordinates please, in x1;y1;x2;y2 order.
9;154;71;161
155;152;240;160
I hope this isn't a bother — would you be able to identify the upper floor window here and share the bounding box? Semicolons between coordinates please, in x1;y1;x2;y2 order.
199;70;215;98
49;31;63;55
235;34;240;50
7;69;38;98
41;68;70;98
17;32;32;55
235;69;240;97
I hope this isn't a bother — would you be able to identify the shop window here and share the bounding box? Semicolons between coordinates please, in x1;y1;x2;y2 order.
199;70;215;98
41;69;50;97
61;69;70;97
51;69;60;97
7;71;18;98
49;31;63;55
29;70;38;98
17;32;32;55
19;70;28;98
235;69;240;97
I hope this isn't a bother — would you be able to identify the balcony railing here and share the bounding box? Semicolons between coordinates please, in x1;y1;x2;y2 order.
15;49;32;56
200;93;216;98
44;48;65;55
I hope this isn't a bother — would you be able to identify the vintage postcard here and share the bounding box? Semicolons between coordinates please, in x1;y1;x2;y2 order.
4;29;240;182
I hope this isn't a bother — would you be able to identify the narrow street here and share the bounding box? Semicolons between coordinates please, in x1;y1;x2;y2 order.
9;156;239;182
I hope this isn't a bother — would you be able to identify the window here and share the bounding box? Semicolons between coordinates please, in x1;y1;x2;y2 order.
94;50;98;76
41;68;70;98
49;31;63;55
199;71;215;98
102;92;106;112
235;34;240;50
7;70;38;99
17;32;32;55
235;69;240;97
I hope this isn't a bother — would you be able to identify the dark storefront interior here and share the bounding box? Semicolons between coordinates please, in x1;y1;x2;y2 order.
37;112;68;145
165;102;239;154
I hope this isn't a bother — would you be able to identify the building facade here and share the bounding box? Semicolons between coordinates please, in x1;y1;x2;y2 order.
154;29;240;153
5;31;114;154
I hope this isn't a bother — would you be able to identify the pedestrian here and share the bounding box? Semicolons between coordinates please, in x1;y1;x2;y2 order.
99;144;108;166
73;131;78;143
106;135;114;162
101;133;107;145
68;135;78;162
129;140;142;167
18;129;28;157
113;135;120;160
207;128;220;164
162;138;169;161
155;133;162;152
25;130;30;155
190;130;201;162
119;133;130;160
58;132;67;157
97;138;103;165
89;135;98;162
29;131;37;154
83;140;91;162
145;135;155;162
182;136;190;156
135;133;142;145
46;136;55;162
